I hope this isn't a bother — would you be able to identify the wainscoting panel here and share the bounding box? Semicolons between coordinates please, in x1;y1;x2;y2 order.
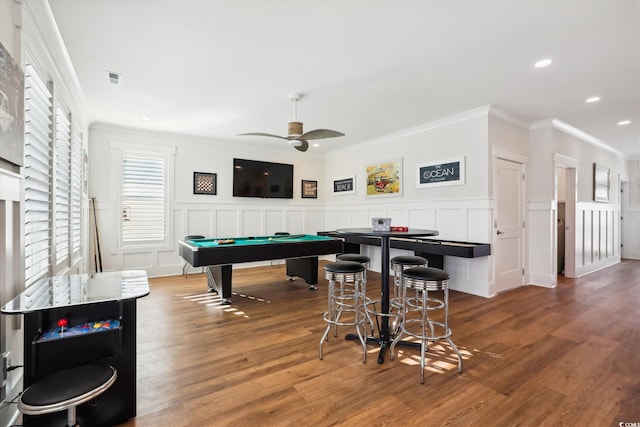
408;208;436;230
186;209;213;237
241;210;263;236
216;209;239;237
576;202;619;277
265;209;286;234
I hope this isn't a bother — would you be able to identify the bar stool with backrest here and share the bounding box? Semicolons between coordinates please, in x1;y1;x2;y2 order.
390;266;463;383
319;261;368;363
18;364;117;426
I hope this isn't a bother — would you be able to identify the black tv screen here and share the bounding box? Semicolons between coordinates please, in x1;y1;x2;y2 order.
233;158;294;199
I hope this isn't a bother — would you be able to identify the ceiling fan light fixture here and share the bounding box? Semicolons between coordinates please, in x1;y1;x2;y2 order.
288;121;303;137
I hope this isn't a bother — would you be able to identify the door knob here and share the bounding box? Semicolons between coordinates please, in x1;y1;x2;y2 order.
497;230;505;235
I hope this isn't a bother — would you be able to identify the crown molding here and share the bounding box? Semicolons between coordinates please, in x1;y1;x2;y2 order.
530;118;622;156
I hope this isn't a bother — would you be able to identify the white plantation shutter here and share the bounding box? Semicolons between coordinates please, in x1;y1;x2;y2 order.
24;64;53;286
121;155;166;243
70;128;82;257
54;106;71;266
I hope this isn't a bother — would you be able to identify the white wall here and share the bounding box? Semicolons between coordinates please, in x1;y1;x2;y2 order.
528;122;628;282
323;107;495;297
89;123;329;276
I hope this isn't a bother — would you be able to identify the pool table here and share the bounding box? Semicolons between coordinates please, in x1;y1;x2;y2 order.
178;234;343;304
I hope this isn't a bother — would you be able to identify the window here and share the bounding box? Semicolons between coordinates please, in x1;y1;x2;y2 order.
23;63;53;287
112;141;175;246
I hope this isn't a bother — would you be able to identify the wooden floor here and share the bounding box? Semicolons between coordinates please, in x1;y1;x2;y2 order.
120;260;640;427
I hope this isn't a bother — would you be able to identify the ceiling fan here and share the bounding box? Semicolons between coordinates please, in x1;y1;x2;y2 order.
238;94;345;152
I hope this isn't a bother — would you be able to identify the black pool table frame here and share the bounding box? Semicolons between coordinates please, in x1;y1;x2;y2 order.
178;236;343;304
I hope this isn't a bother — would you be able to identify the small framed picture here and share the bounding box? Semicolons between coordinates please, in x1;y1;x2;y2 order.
194;172;217;195
333;176;356;195
301;180;318;199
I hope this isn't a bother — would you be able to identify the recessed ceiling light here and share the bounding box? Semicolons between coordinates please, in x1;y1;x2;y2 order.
618;120;631;126
534;58;552;68
585;96;600;103
140;116;151;121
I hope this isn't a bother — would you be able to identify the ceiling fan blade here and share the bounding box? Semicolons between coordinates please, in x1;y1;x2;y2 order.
293;140;309;152
299;129;345;140
237;132;289;140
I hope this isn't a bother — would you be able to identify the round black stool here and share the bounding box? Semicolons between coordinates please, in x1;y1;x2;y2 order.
320;261;368;363
336;253;371;265
390;267;463;384
19;364;117;426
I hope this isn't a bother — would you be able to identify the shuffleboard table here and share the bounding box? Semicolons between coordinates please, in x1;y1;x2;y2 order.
178;234;343;304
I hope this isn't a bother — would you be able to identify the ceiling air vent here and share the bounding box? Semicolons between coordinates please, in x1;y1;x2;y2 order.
108;71;121;85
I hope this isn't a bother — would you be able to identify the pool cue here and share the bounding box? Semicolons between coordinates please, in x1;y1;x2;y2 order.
91;197;103;272
90;197;98;272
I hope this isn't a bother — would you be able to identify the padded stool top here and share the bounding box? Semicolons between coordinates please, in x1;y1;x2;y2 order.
336;253;371;264
391;255;427;266
20;364;116;408
402;266;449;281
325;261;366;273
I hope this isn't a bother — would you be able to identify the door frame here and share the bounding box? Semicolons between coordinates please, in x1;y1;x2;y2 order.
491;147;528;295
553;153;578;280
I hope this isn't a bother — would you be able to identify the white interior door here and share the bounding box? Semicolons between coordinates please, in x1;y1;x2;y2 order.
495;158;525;292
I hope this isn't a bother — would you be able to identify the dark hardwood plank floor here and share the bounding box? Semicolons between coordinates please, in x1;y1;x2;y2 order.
120;259;640;427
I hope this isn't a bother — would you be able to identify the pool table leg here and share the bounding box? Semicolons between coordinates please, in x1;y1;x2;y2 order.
285;257;319;290
205;265;233;304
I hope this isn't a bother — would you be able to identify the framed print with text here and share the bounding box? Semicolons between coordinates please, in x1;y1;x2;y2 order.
301;180;317;199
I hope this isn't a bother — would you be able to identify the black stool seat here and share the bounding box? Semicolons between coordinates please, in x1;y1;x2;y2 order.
391;255;427;266
324;261;365;274
336;253;371;264
19;364;117;421
402;266;449;281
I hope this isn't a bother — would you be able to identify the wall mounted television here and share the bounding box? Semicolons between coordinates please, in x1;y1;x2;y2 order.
233;158;294;199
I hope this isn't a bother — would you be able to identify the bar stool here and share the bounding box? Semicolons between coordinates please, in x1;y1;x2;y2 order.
336;253;370;266
320;261;368;363
390;266;463;384
388;255;428;325
19;364;117;426
336;254;375;333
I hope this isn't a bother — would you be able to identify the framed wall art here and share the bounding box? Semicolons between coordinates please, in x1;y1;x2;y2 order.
0;41;25;167
416;156;465;188
193;172;217;195
301;180;317;199
333;176;355;195
365;158;402;197
593;163;609;202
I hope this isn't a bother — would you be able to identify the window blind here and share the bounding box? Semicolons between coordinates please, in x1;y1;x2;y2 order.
70;128;82;257
24;64;53;286
54;106;71;266
121;155;166;243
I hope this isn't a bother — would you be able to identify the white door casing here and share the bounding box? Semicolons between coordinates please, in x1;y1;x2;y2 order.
494;156;526;293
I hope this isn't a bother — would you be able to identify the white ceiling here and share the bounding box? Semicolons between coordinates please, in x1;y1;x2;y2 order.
47;0;639;158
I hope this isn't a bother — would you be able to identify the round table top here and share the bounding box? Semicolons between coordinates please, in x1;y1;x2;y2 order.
336;228;439;238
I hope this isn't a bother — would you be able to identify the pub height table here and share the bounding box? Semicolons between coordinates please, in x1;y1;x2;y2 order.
336;228;438;364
